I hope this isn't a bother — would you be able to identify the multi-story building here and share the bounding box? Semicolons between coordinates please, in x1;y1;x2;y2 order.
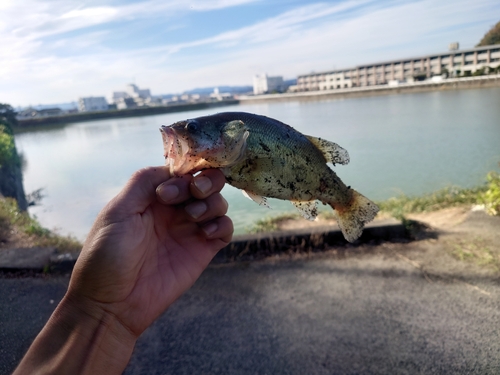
78;96;108;112
253;74;285;95
125;84;151;99
296;44;500;91
111;83;154;109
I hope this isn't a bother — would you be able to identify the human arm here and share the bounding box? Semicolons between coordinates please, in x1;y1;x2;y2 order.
13;167;232;374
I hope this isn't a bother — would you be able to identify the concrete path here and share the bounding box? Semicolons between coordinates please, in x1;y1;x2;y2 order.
1;239;499;375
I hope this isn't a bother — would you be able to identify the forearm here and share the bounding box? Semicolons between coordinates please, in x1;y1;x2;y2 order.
13;295;137;375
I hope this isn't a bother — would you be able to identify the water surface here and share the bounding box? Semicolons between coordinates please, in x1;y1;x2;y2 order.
15;88;500;239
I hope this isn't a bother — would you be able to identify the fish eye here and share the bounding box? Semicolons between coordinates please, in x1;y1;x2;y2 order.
186;120;199;133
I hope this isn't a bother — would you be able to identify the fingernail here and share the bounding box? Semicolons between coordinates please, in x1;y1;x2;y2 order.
193;176;212;194
202;222;218;237
185;201;207;219
157;184;179;202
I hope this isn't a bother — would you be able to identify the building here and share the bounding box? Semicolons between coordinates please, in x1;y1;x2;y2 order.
16;107;63;119
111;84;153;108
253;74;285;95
125;84;151;99
296;44;500;92
116;97;137;110
78;97;108;112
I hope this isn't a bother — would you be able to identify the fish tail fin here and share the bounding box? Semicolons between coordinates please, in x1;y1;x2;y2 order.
330;190;379;243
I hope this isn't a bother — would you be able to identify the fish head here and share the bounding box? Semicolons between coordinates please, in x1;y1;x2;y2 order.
160;117;249;175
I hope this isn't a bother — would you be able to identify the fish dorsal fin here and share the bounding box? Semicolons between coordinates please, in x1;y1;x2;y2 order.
242;190;271;208
291;201;318;221
305;135;350;165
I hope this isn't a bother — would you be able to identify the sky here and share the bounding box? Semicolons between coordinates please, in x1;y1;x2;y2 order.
1;0;499;107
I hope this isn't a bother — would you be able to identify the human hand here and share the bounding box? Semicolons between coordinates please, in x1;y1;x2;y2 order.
67;166;232;337
13;167;232;375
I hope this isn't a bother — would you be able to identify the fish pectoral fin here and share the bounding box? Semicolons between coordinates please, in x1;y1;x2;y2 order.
242;190;271;208
291;201;318;221
305;135;350;165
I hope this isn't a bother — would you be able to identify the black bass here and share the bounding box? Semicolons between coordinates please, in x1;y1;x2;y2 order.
160;112;378;242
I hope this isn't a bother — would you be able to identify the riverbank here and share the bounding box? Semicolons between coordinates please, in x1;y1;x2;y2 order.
14;75;500;130
239;74;500;103
2;173;498;259
15;99;239;129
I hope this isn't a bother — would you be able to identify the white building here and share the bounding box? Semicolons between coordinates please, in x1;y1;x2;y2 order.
111;84;152;106
78;97;108;112
125;84;151;99
112;91;128;103
297;44;500;91
253;74;284;95
318;72;353;90
210;87;233;101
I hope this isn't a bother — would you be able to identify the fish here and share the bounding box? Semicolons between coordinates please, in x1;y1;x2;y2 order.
160;112;379;242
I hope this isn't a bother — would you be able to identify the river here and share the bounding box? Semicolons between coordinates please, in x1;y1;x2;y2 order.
15;87;500;240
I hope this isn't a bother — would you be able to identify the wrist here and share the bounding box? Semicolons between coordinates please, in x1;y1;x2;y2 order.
57;294;137;373
14;294;137;375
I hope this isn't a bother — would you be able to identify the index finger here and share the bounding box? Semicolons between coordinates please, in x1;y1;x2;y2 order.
190;169;227;199
156;169;226;204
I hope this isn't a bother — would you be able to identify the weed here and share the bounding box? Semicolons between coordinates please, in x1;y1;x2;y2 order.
450;238;499;271
247;212;300;233
479;169;500;216
376;186;486;219
0;196;81;252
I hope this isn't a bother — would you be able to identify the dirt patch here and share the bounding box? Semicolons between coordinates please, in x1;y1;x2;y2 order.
275;212;393;231
406;206;470;229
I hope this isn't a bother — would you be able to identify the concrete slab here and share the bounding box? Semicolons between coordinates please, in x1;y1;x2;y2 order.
0;220;408;272
0;247;56;271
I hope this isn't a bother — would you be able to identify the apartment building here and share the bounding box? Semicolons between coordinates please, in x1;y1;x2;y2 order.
78;96;109;112
253;74;285;95
297;44;500;91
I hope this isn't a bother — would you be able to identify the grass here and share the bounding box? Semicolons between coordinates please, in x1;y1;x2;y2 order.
450;237;500;271
375;185;487;220
479;170;500;216
247;212;301;233
0;123;21;169
248;185;490;234
0;196;82;253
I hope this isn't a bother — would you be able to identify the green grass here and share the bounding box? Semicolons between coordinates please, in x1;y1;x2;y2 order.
375;186;487;220
247;185;491;234
0;123;20;169
479;170;500;216
0;196;82;253
247;212;301;233
451;237;500;271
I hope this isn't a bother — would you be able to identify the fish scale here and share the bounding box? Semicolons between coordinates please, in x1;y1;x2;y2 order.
160;112;379;242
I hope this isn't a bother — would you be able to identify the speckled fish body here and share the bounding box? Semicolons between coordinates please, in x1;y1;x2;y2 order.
160;112;379;242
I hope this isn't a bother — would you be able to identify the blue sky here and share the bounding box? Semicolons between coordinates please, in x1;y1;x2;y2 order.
1;0;499;107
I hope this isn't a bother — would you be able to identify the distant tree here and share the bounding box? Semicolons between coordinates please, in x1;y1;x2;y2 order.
473;67;485;76
477;20;500;47
0;103;18;128
0;120;19;168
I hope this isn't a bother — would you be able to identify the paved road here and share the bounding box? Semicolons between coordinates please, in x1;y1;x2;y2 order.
2;241;499;375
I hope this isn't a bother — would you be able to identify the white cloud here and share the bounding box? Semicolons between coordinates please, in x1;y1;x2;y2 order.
0;0;498;106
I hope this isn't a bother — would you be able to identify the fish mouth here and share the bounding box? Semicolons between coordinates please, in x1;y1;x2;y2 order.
160;125;192;175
